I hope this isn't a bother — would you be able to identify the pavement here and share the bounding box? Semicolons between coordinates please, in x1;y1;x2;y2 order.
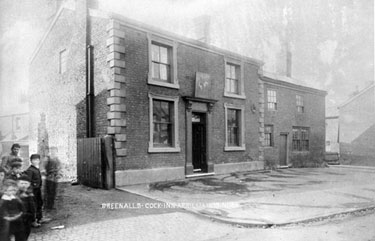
29;212;249;241
118;166;375;227
28;166;375;240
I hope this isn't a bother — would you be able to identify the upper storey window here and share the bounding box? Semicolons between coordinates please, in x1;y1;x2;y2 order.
224;58;245;99
267;89;277;110
225;63;239;94
151;43;171;82
296;95;304;113
147;34;178;89
59;49;67;74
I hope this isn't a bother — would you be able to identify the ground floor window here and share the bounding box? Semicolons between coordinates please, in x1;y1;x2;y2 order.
227;109;240;146
292;127;309;151
224;103;245;151
148;93;180;152
264;125;274;147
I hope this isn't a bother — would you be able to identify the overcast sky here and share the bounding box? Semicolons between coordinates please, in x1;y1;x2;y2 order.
0;0;374;115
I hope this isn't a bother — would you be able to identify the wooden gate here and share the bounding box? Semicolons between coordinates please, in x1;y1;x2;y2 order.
77;137;104;188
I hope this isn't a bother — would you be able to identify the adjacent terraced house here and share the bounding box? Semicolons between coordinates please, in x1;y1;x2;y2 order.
28;0;326;186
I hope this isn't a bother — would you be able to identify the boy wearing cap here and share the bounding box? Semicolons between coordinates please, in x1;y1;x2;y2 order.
5;158;23;181
18;174;38;239
24;154;44;225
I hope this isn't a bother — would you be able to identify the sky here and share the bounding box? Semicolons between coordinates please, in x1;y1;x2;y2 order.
0;0;374;116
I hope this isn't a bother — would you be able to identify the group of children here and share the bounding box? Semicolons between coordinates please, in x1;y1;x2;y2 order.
0;144;61;241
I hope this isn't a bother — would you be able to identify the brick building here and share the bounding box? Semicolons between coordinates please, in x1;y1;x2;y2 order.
338;83;375;164
29;1;326;185
261;73;327;168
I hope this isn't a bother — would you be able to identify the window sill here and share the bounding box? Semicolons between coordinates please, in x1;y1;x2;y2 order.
224;92;246;99
148;146;181;153
224;145;246;151
264;146;274;149
292;150;310;154
148;78;180;89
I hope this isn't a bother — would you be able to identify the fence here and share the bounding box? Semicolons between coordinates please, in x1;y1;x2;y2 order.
77;136;114;189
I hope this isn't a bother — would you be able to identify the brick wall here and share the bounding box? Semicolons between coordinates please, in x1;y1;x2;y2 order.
30;8;265;182
263;80;326;167
116;23;262;171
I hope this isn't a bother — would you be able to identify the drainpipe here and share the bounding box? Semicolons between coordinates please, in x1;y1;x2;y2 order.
85;0;94;138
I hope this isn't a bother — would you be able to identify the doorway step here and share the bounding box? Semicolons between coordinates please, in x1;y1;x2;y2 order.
186;172;215;178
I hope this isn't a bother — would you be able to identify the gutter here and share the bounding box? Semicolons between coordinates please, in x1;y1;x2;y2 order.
85;2;94;137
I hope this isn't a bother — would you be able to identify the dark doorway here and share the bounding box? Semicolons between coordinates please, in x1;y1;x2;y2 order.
192;112;207;172
279;134;288;166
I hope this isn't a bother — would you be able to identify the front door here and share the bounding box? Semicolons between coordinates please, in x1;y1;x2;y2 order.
279;134;288;166
192;112;207;172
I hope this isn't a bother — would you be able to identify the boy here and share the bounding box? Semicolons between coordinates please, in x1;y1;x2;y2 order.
5;158;23;181
17;174;38;239
24;154;44;225
44;147;61;211
0;179;25;241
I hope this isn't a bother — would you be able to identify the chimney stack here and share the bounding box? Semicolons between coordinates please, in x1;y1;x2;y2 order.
286;43;292;77
194;15;211;44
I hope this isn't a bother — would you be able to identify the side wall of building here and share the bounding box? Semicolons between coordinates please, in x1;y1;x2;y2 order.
29;8;111;180
339;86;375;160
263;81;326;167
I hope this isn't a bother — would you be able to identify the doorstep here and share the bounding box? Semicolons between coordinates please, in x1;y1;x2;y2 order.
185;172;215;178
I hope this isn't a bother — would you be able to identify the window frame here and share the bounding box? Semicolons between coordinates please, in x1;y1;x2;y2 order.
147;34;179;89
292;127;310;152
267;89;277;111
148;93;180;153
264;125;274;147
296;95;304;113
15;117;21;131
224;58;245;99
59;49;67;74
224;103;245;151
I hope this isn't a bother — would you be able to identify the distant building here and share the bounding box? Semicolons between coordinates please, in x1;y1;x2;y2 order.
325;115;339;153
0;112;29;162
338;83;375;164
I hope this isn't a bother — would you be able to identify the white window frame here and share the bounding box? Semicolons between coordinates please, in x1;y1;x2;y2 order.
267;89;277;111
296;95;304;113
59;49;67;74
147;34;179;89
224;103;245;151
224;58;245;99
148;93;180;153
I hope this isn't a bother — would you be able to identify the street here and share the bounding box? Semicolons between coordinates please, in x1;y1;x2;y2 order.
29;167;375;241
29;203;375;241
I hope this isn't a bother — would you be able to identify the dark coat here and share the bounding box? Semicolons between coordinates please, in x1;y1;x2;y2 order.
24;166;42;189
45;156;62;182
18;191;36;225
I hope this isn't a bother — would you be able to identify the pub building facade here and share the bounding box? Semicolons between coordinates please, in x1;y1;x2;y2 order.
29;2;325;186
